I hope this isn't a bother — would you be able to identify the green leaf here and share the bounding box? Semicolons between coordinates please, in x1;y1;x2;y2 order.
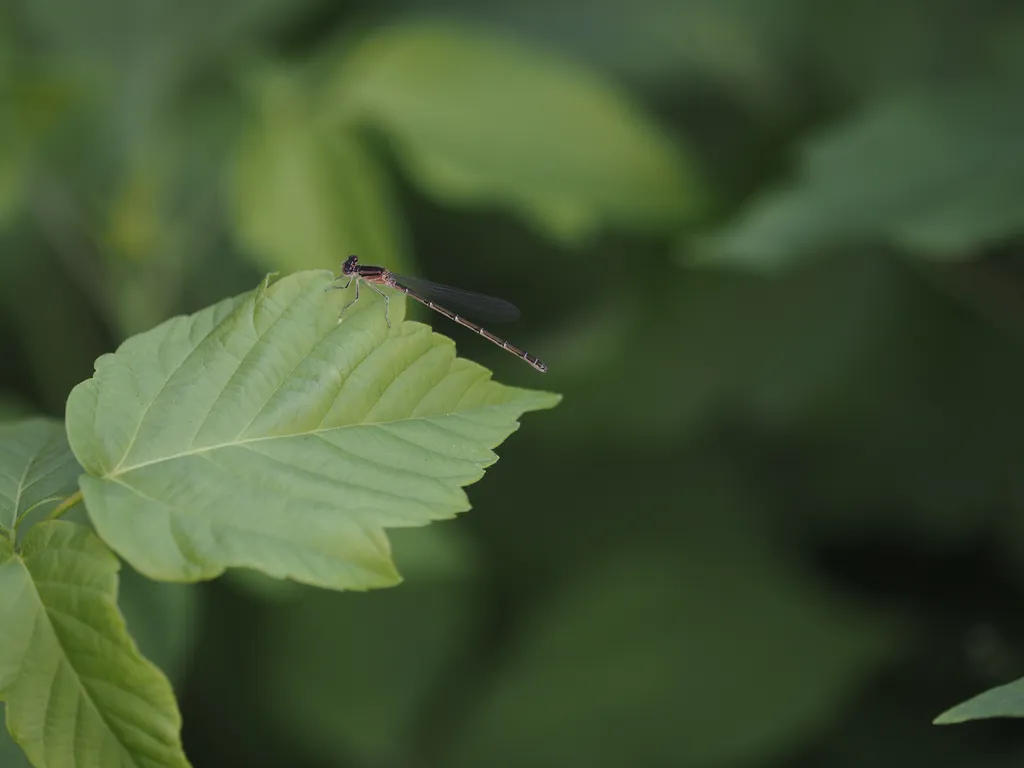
935;677;1024;724
0;419;81;534
446;543;901;768
694;80;1024;270
229;69;405;274
65;270;559;590
336;22;700;242
227;521;478;601
0;521;187;768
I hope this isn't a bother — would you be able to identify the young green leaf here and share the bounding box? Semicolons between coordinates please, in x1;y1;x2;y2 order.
934;677;1024;724
229;69;405;274
334;22;700;243
0;419;82;535
0;521;188;768
65;270;559;590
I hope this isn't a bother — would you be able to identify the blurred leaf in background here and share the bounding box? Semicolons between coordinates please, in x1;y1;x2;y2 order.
229;68;406;275
935;675;1024;724
335;22;703;243
387;0;798;105
694;80;1024;270
436;455;906;768
445;545;901;768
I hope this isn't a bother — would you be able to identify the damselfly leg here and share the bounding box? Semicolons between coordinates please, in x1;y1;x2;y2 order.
364;282;391;327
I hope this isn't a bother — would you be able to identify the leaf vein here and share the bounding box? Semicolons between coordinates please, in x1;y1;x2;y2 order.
231;302;347;441
106;406;516;477
188;290;305;449
110;307;244;474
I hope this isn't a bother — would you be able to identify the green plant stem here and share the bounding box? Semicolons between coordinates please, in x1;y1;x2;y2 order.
45;490;83;522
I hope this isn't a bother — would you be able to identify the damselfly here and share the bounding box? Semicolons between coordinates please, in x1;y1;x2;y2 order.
329;256;547;373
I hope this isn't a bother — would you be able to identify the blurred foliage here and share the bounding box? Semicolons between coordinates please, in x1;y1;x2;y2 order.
229;68;407;275
332;23;701;241
696;80;1024;268
4;0;1024;765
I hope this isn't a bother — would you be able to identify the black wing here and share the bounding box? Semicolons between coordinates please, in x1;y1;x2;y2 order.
390;273;522;323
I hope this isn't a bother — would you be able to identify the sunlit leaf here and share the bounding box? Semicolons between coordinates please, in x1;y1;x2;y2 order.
336;22;700;242
65;270;559;590
935;677;1024;724
693;81;1024;269
0;521;187;768
0;419;81;535
229;69;405;274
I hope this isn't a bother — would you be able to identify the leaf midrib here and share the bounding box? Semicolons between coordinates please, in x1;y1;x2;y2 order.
109;294;268;476
101;411;484;480
7;438;41;529
106;283;438;481
18;551;137;767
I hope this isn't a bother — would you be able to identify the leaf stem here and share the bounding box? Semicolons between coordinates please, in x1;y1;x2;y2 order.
16;495;66;526
45;490;84;522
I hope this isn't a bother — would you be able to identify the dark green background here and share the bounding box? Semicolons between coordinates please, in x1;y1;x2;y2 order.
4;0;1024;765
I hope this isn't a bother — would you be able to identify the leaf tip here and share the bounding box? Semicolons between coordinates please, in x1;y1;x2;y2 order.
518;389;563;413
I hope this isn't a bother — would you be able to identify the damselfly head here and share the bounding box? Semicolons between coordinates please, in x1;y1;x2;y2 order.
342;255;359;275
